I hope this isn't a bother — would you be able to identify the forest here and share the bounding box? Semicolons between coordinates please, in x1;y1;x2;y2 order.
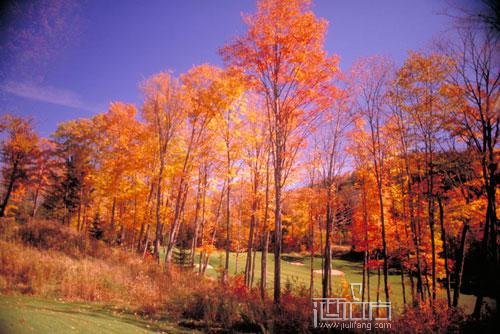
0;0;498;333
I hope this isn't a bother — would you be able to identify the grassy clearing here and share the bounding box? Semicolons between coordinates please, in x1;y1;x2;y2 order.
0;294;197;334
200;250;477;313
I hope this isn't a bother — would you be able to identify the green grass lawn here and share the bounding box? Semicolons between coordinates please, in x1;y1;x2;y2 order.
0;295;197;334
198;250;476;314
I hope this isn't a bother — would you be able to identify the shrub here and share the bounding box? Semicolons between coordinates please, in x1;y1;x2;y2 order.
17;220;87;257
391;300;466;333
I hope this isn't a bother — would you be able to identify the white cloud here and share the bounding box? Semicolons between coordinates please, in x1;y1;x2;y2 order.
0;81;102;112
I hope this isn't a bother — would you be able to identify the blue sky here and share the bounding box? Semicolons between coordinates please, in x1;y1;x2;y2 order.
0;0;458;136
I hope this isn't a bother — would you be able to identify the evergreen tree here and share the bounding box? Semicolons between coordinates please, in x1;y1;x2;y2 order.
42;156;81;224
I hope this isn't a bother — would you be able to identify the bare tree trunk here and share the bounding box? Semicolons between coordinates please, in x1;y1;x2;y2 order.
393;207;407;307
190;170;203;266
109;196;116;238
377;184;390;303
376;252;381;303
82;202;88;233
437;196;451;307
260;158;270;299
424;269;432;301
245;195;258;286
261;229;269;299
201;183;226;274
224;180;231;283
142;224;151;258
309;211;315;298
251;246;257;287
415;165;425;303
272;119;284;305
165;181;189;264
428;195;437;302
76;200;82;232
473;176;498;318
362;179;369;302
367;251;371;302
400;261;407;306
197;169;208;274
362;250;367;302
322;197;332;298
453;221;468;307
137;222;145;253
319;214;324;278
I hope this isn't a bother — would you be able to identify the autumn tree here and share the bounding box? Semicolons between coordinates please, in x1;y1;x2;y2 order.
314;91;351;298
396;52;454;302
93;102;147;245
211;69;245;281
221;0;338;304
141;72;184;260
164;64;241;265
28;139;55;218
0;115;38;217
387;76;426;303
240;96;268;287
350;56;394;303
443;26;499;317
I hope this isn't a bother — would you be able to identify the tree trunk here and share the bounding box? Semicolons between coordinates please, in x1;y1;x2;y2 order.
376;252;381;303
224;180;231;283
437;196;451;307
273;165;282;304
245;201;256;286
201;182;226;274
377;182;390;303
142;224;151;258
400;261;407;306
0;163;18;217
190;172;203;266
453;221;468;307
76;200;82;232
362;250;367;302
428;197;437;302
424;269;432;301
260;156;270;299
473;171;498;318
309;210;315;298
322;195;333;298
415;167;425;302
367;251;370;302
261;229;269;300
165;181;188;264
137;222;145;253
110;196;116;231
197;169;208;273
82;203;88;233
251;246;257;287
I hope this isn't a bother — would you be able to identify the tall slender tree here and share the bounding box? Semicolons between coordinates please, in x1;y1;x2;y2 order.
221;0;338;304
